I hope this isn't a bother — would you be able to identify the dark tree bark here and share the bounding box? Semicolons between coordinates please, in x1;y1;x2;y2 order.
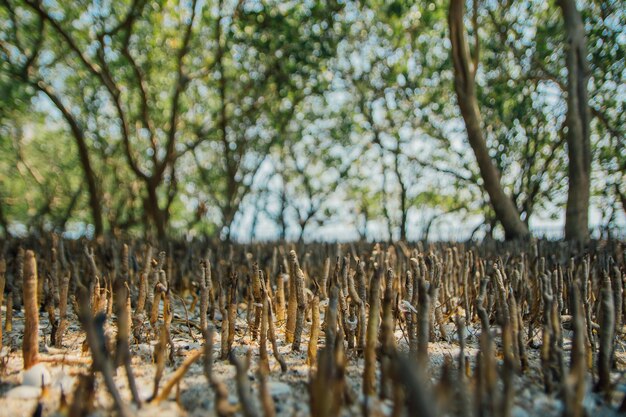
558;0;591;243
0;198;9;237
279;185;288;241
616;184;626;218
394;149;408;241
145;182;166;241
448;0;529;240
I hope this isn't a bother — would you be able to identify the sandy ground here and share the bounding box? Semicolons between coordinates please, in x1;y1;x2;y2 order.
1;300;625;417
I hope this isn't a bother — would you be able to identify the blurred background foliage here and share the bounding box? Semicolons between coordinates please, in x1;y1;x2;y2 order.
0;0;624;241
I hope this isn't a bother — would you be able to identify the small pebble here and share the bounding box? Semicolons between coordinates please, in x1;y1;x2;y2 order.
268;381;291;396
22;363;51;387
6;385;41;399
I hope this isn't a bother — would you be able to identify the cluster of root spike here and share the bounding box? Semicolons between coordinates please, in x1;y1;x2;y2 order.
0;237;625;417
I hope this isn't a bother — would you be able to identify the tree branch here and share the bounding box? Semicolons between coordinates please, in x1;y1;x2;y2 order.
471;0;480;79
23;0;148;181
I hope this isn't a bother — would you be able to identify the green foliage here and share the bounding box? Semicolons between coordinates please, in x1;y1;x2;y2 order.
0;0;623;240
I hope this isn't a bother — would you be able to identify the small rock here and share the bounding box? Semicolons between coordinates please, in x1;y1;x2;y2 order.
51;369;75;392
6;385;41;399
512;406;530;417
22;363;51;387
137;402;181;417
268;381;291;397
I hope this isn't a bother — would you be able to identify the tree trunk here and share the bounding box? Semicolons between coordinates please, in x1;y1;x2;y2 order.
78;135;104;238
298;226;306;244
358;204;369;241
279;188;288;241
220;207;236;242
395;150;408;241
400;190;407;241
380;167;394;242
298;214;313;243
448;0;529;240
0;198;9;237
399;177;407;241
145;182;167;240
616;185;626;218
558;0;591;243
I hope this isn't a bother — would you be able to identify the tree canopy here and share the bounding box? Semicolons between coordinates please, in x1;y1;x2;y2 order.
1;0;624;241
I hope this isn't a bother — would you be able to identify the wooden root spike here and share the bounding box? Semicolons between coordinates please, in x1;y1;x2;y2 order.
23;250;39;369
153;349;203;404
0;257;5;352
307;286;320;366
230;350;261;417
258;365;276;417
596;272;615;398
363;266;382;397
286;252;298;344
290;251;306;351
